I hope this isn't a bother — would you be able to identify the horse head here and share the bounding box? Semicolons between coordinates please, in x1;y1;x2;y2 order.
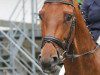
39;0;75;73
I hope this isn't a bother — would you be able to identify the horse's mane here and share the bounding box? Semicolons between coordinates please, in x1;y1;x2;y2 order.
73;0;96;52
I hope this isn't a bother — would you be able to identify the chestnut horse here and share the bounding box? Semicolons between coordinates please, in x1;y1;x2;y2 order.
39;0;100;75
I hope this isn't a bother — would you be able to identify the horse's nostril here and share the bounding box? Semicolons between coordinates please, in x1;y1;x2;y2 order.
53;57;58;63
38;54;41;60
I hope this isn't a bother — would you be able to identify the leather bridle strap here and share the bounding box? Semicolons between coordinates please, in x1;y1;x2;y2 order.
65;45;100;59
61;1;75;7
65;17;76;52
45;0;75;7
41;36;65;50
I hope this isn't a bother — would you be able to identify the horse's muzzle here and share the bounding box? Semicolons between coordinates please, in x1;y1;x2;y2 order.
38;54;59;73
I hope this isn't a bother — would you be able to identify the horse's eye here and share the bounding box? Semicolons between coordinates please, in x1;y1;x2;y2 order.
65;14;73;21
39;10;44;20
39;14;42;20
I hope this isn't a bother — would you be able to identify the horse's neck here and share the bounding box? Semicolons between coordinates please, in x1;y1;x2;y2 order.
73;0;96;53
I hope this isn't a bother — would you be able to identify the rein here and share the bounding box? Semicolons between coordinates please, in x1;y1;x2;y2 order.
41;0;99;62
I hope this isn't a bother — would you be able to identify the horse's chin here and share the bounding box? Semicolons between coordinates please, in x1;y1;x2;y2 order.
43;65;58;74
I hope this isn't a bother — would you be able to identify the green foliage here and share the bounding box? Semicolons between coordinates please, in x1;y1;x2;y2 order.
77;0;83;4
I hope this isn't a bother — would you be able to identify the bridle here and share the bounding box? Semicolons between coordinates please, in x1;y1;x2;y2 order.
40;0;99;62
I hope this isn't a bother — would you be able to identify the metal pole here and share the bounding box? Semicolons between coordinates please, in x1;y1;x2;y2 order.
9;21;16;75
0;45;2;67
0;30;44;73
31;0;37;74
23;0;26;33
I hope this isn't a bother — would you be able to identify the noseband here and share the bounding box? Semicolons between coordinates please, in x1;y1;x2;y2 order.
41;0;99;62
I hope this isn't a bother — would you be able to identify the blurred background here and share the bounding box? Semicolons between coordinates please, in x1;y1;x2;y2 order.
0;0;83;75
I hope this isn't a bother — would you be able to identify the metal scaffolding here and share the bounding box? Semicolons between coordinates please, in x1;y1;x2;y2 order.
0;0;46;75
